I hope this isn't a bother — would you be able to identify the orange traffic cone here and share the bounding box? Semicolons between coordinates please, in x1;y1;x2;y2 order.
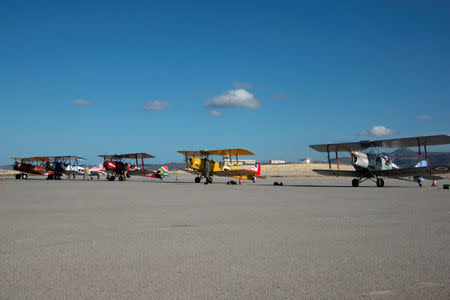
432;180;437;187
239;178;242;185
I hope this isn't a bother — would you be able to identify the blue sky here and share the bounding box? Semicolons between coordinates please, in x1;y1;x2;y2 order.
1;0;449;165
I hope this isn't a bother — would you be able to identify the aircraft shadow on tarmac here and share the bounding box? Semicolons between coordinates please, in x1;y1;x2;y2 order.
2;176;417;188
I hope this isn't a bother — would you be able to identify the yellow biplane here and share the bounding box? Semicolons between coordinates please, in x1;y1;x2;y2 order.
177;148;265;184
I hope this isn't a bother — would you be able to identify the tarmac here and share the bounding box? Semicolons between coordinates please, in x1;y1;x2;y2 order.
0;175;449;299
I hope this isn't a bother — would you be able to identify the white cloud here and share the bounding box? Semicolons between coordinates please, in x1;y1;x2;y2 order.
143;100;171;111
273;93;292;100
416;115;432;120
203;89;260;109
73;99;97;106
360;125;395;137
209;110;223;117
232;81;252;89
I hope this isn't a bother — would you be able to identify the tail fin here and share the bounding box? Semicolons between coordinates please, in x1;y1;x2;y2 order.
159;165;168;175
250;164;261;176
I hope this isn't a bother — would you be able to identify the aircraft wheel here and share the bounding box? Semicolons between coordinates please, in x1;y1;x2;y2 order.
352;178;359;187
195;177;201;183
125;172;130;178
15;174;21;179
376;178;384;187
119;175;124;181
22;174;28;179
97;175;100;180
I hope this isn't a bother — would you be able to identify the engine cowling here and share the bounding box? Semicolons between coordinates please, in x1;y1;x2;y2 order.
351;151;369;169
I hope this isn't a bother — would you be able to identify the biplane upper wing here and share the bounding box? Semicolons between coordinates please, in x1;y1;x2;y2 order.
53;156;86;161
177;149;254;157
98;153;155;160
11;156;52;162
310;135;450;152
213;169;266;178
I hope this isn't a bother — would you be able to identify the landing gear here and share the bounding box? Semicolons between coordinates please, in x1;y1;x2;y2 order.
376;178;384;187
107;176;116;181
21;174;28;179
352;178;359;187
118;175;124;181
204;178;212;185
194;176;201;183
15;174;21;179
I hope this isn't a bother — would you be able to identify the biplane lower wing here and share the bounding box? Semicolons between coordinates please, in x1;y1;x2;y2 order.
127;169;157;176
213;169;266;178
313;169;358;177
313;165;450;178
373;165;450;177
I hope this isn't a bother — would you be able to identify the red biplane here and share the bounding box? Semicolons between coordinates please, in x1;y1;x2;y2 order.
98;153;168;181
11;157;49;179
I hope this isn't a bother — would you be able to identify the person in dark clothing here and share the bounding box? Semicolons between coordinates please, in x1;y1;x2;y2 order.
203;159;213;184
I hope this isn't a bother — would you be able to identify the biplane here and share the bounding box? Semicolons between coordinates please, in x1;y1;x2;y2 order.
11;157;48;179
309;134;450;187
98;153;167;181
11;156;88;180
177;148;265;184
45;156;87;179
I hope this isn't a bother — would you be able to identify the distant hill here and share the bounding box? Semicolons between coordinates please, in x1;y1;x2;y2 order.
330;148;450;168
0;162;187;171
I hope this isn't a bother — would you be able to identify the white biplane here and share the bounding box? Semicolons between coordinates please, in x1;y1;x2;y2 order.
309;135;450;187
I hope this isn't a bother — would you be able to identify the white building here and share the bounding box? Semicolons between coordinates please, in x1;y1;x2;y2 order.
223;157;256;166
269;160;286;164
299;158;311;164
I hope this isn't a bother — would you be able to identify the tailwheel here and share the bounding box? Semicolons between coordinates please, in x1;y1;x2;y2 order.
15;174;21;180
352;178;359;187
22;174;28;179
376;178;384;187
195;176;201;183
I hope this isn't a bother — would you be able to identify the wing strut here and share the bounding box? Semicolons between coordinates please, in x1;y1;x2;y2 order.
418;140;422;164
327;145;331;169
236;154;239;170
184;154;189;169
335;149;340;172
424;144;429;168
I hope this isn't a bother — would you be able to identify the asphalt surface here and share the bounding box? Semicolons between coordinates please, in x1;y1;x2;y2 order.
0;175;449;299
